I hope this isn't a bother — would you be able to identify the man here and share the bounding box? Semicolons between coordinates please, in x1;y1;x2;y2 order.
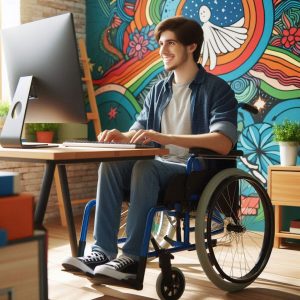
62;16;237;280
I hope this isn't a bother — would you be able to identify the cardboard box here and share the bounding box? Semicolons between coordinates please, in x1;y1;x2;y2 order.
0;193;34;240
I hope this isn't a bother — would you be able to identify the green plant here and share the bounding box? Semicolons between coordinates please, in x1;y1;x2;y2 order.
0;102;10;117
273;120;300;143
27;123;59;135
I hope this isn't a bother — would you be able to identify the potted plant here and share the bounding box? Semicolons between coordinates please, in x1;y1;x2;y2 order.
273;120;300;166
0;102;10;128
27;123;59;143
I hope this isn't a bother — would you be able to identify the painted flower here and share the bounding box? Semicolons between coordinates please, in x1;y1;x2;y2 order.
127;25;158;60
238;123;280;183
280;27;300;48
140;25;157;51
271;12;300;55
128;33;149;59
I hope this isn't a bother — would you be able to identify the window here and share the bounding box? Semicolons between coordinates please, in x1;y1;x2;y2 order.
0;0;20;103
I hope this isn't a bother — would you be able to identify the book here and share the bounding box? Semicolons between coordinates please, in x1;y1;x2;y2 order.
0;171;20;196
290;219;300;234
0;193;34;240
0;228;7;246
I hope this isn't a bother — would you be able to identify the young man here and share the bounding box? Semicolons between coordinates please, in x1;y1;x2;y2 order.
63;16;237;280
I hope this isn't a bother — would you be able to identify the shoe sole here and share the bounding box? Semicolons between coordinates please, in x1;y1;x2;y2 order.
94;265;136;280
62;257;94;275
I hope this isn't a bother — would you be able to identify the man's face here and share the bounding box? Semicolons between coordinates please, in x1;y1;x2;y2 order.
158;30;189;72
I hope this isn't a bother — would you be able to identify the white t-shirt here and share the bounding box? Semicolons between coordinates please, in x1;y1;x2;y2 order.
160;81;192;164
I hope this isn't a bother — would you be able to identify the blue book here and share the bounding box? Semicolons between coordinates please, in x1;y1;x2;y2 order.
0;171;21;196
0;228;7;246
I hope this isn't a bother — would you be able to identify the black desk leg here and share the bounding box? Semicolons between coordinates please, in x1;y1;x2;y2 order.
56;164;78;256
34;161;55;225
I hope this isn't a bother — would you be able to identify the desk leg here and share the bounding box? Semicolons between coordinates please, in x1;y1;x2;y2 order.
34;161;55;225
56;165;78;256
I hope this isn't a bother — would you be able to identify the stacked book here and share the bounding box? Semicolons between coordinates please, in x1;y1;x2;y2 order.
290;219;300;234
0;171;21;196
0;171;33;242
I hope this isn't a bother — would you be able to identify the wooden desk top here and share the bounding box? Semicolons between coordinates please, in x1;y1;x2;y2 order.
0;145;169;162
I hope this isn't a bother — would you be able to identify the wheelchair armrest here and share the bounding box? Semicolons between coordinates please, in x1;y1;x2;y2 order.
189;148;243;159
238;102;259;114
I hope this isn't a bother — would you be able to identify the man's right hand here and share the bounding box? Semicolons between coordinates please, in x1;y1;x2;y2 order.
97;129;136;143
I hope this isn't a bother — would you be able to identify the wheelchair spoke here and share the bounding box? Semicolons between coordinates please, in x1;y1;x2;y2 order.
196;169;274;291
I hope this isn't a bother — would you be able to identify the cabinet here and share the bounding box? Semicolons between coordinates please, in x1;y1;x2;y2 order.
268;165;300;248
0;231;47;300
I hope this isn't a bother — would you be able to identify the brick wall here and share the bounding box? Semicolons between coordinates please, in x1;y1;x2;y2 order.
0;161;99;222
0;1;97;223
20;0;85;39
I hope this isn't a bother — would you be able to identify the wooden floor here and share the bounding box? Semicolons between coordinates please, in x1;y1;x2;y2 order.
46;217;300;300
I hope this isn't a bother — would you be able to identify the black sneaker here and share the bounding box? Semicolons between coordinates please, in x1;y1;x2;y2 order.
62;251;109;275
94;255;138;280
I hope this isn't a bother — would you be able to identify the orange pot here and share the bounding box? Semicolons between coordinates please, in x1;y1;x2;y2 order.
36;131;54;143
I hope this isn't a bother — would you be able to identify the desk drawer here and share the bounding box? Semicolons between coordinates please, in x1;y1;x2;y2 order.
270;171;300;203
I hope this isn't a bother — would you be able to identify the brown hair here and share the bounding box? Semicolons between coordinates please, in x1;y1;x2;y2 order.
154;16;204;62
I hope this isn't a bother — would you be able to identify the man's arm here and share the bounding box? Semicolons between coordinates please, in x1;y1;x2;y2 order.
130;130;233;155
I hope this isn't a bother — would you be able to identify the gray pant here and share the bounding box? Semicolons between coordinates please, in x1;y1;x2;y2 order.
92;159;186;260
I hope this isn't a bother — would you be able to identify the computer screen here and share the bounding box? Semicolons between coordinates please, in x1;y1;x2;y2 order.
0;13;87;147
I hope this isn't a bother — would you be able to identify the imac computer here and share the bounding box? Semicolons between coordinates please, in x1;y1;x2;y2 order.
0;13;87;148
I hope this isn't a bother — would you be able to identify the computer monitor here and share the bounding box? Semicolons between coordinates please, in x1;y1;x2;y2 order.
0;13;87;148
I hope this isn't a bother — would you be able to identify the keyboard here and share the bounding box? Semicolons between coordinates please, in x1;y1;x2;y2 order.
62;140;155;149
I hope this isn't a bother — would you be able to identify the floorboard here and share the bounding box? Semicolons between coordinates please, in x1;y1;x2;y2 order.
46;217;300;300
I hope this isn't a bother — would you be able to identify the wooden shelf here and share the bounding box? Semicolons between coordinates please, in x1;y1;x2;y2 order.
275;231;300;240
268;165;300;248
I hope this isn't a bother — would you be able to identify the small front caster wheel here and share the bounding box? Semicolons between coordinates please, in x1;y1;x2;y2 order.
156;267;185;300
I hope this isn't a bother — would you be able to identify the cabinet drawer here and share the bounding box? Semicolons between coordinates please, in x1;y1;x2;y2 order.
270;171;300;203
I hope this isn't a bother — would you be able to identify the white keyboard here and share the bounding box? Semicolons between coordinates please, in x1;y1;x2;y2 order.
62;140;155;149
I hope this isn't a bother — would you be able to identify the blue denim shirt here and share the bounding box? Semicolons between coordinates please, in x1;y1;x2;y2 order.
130;64;238;146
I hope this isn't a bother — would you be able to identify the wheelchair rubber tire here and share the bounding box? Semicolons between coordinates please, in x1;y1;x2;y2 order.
195;168;274;292
156;267;185;300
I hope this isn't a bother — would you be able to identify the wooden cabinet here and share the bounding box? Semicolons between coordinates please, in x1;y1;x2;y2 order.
268;165;300;248
0;231;47;300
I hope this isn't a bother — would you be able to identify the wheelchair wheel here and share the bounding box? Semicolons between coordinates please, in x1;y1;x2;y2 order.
156;267;185;300
151;210;176;249
195;168;274;292
118;202;176;251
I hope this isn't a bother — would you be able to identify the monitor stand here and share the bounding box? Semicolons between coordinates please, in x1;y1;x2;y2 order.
0;76;58;148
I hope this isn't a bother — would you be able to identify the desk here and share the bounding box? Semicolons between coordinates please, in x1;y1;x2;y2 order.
0;145;168;256
268;165;300;248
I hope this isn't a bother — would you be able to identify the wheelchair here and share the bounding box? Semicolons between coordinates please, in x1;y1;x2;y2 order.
78;103;274;300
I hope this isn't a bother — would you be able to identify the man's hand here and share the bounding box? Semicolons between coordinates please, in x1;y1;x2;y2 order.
130;129;169;145
98;129;131;143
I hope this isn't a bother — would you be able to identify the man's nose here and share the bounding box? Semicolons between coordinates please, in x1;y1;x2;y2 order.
160;44;168;55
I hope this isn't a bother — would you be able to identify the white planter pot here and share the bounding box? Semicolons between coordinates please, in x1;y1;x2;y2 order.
279;141;299;166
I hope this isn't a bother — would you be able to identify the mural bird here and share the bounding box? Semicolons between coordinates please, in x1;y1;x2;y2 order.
199;5;248;70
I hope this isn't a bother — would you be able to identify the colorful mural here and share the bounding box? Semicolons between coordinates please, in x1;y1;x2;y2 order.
86;0;300;222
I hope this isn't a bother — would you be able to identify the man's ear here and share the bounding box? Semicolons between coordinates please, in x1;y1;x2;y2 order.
188;43;197;54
